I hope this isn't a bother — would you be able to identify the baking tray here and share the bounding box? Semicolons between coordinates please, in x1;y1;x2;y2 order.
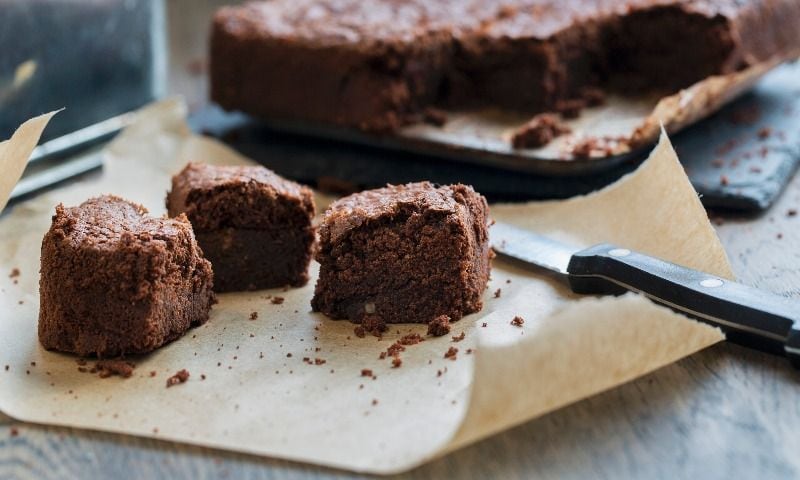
188;62;792;211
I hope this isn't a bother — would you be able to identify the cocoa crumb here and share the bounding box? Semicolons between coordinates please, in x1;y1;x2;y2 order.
423;107;448;127
481;322;487;328
427;315;451;337
271;296;285;305
94;360;136;379
451;332;466;342
757;127;772;140
511;113;571;149
286;353;292;358
494;288;502;298
398;333;424;346
788;209;797;217
391;357;402;368
437;369;443;377
201;374;206;380
166;369;190;388
444;347;458;360
361;369;373;377
10;427;19;437
249;311;258;320
4;365;8;371
506;279;511;284
8;268;20;278
149;371;157;377
467;348;473;354
511;316;525;327
314;358;326;365
371;399;379;406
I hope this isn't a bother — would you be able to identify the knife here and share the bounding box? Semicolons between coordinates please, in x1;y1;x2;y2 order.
491;222;800;367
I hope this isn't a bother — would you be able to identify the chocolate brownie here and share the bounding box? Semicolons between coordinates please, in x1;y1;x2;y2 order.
211;0;800;131
166;163;315;292
311;182;491;325
38;195;215;358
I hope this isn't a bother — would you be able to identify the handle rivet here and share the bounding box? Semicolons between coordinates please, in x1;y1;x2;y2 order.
700;278;724;288
608;248;631;257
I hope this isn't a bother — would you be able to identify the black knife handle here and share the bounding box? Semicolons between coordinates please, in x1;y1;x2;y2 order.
567;244;800;367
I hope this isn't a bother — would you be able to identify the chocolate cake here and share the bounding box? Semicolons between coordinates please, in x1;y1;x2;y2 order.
311;182;491;325
166;163;315;292
211;0;800;131
38;195;215;358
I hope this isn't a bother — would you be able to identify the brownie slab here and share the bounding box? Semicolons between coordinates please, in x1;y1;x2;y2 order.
311;182;491;325
166;163;316;292
38;195;215;358
211;0;800;132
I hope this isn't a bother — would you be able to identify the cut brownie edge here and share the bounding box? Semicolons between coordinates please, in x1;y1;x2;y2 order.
312;182;491;325
38;195;215;358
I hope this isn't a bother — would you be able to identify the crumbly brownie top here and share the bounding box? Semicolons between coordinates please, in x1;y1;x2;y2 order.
320;181;484;244
50;195;194;252
216;0;760;47
167;163;315;231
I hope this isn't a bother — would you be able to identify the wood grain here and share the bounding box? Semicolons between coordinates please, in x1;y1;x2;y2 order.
3;1;800;478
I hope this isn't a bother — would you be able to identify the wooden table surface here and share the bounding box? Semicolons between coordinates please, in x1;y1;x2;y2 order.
2;2;800;478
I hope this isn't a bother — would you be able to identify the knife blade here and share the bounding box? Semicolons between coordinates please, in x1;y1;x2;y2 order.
491;222;800;367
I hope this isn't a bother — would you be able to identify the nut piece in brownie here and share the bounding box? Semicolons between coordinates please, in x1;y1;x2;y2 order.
311;182;491;325
166;163;316;292
38;195;215;358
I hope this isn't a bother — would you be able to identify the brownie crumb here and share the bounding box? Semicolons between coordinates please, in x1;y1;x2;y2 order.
10;427;19;437
493;288;502;298
149;371;157;377
271;296;285;305
93;360;136;379
788;209;797;217
570;135;625;158
314;358;326;365
757;127;772;140
8;268;20;279
361;368;373;377
387;343;406;357
511;113;571;149
451;331;466;342
372;399;379;406
720;175;729;186
391;357;403;368
427;315;451;337
511;316;525;327
444;346;458;360
398;333;424;346
4;365;8;371
379;352;387;360
580;86;606;107
201;374;207;380
362;315;387;338
249;311;258;320
354;326;366;338
423;107;448;126
555;98;584;119
166;369;190;387
481;322;487;327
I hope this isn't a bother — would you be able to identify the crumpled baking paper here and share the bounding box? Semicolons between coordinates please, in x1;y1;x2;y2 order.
0;99;727;474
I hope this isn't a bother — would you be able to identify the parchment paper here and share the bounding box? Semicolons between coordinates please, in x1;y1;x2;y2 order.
0;99;728;474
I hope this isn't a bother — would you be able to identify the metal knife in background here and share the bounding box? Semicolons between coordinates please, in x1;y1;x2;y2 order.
491;222;800;367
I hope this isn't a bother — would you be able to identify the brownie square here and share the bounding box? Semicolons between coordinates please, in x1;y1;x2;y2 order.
166;163;316;292
311;182;491;325
38;195;215;358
